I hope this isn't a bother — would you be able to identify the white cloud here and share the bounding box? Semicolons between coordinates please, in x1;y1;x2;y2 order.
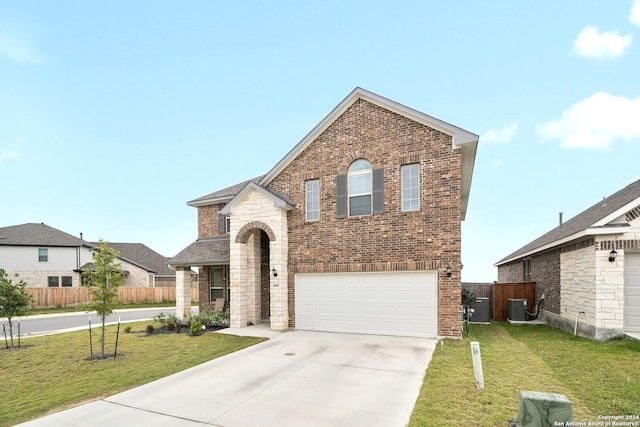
0;35;42;64
482;122;519;144
573;26;632;59
632;0;640;27
536;92;640;149
0;140;21;163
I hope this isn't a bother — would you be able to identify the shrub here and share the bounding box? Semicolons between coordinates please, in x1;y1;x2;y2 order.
145;324;155;334
190;321;202;336
167;322;176;332
124;326;132;334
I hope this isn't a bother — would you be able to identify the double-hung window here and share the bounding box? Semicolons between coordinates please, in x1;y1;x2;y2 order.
401;164;419;211
306;179;320;221
38;248;48;262
348;159;372;216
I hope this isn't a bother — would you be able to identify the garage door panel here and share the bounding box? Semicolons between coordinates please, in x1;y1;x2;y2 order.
626;253;640;333
295;271;437;338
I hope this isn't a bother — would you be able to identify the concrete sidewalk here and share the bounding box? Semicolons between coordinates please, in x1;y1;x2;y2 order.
18;326;436;427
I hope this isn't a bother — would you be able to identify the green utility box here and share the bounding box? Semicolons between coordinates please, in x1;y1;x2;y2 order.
513;390;573;427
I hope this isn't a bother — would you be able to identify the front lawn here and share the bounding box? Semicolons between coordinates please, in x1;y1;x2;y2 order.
410;322;640;426
0;321;265;426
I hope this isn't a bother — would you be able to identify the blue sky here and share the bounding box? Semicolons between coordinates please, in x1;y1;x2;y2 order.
1;1;639;282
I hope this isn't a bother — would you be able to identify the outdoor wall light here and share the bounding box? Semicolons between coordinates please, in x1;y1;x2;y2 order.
445;265;452;277
272;268;278;277
608;249;617;263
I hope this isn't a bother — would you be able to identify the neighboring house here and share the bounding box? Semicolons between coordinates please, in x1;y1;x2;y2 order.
170;87;479;338
495;179;640;340
0;223;174;288
101;243;176;287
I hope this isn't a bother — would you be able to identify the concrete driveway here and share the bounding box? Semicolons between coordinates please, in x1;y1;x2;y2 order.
19;326;436;427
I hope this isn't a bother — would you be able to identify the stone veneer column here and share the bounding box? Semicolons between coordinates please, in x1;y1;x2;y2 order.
175;267;192;321
230;239;248;328
269;206;289;331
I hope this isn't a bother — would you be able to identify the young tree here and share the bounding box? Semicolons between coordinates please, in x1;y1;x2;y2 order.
0;268;33;349
83;241;125;356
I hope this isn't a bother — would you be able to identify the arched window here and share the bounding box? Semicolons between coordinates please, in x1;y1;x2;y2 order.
348;159;372;216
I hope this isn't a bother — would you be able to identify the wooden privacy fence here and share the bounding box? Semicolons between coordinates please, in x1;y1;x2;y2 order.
492;282;536;321
26;287;199;309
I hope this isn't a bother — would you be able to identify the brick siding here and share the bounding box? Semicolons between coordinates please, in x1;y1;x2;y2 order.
267;99;463;336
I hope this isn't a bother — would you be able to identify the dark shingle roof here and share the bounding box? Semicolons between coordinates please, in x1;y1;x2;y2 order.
188;176;265;206
496;179;640;265
0;223;85;247
106;243;174;276
169;237;230;266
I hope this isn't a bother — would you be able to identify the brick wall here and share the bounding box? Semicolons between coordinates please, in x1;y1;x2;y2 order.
268;99;463;336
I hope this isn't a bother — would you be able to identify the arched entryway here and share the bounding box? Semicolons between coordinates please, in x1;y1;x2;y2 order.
230;219;288;330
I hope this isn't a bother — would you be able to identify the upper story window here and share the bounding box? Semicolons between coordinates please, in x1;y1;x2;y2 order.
401;164;419;211
336;159;384;219
348;159;372;216
38;248;48;262
217;203;230;234
306;179;320;221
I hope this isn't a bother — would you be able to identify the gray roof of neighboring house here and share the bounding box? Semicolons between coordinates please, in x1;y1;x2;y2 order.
105;243;175;276
0;223;86;247
169;237;230;266
496;178;640;265
188;176;265;207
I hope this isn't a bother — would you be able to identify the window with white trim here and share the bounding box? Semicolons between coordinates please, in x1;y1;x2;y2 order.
305;179;320;221
39;248;48;262
401;164;419;211
348;159;372;216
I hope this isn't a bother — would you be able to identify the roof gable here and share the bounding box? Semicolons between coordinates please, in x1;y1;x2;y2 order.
496;179;640;265
219;182;295;215
259;87;478;187
187;87;479;219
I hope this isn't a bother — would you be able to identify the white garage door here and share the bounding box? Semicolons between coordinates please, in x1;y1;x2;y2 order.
625;252;640;333
295;271;437;338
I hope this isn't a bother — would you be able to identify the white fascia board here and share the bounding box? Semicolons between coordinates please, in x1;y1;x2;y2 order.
494;227;627;266
219;182;293;215
592;198;640;227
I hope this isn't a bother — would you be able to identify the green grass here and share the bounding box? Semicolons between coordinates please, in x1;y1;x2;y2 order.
409;322;640;426
0;321;265;426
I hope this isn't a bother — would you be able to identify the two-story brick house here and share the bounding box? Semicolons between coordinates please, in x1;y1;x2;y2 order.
170;87;478;338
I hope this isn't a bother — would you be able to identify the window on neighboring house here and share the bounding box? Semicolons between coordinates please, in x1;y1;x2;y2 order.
210;267;224;302
401;164;419;211
348;159;372;216
306;179;320;221
48;276;59;287
523;259;532;281
39;248;48;262
61;276;73;287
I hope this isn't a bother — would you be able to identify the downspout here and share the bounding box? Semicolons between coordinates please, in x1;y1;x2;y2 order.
574;311;585;336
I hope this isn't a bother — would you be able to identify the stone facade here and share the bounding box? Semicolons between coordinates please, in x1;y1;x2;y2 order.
227;189;289;330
